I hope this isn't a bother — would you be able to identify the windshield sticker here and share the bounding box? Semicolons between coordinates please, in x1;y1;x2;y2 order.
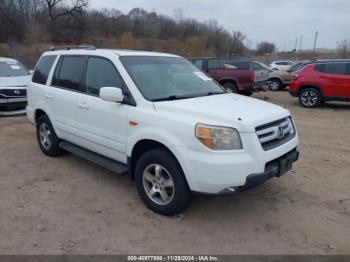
194;71;212;81
6;61;17;65
10;65;21;70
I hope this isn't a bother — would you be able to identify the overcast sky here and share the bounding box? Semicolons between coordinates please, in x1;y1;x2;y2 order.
90;0;350;50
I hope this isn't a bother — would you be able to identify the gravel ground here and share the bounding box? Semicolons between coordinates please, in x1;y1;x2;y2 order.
0;91;349;255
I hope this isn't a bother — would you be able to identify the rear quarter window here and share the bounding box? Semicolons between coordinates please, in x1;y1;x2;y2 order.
32;55;57;85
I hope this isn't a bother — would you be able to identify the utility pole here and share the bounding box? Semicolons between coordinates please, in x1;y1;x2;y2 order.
294;37;298;51
299;34;303;51
313;31;319;51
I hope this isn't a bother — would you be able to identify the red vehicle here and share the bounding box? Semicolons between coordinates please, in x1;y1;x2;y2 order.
289;60;350;107
189;57;269;96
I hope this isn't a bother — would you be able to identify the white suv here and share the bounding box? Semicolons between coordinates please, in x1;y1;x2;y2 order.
27;47;299;216
269;61;295;71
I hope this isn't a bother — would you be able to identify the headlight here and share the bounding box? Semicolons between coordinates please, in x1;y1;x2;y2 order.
195;124;242;150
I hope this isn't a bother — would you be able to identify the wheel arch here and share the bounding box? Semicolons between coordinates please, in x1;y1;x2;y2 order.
297;85;323;98
128;139;192;187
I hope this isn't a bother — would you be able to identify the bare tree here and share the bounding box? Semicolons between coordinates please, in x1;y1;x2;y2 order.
46;0;88;21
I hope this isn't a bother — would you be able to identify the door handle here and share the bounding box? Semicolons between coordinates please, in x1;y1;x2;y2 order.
45;94;53;100
78;103;89;110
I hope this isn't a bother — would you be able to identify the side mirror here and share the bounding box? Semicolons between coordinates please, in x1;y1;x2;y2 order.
29;70;34;75
99;87;124;103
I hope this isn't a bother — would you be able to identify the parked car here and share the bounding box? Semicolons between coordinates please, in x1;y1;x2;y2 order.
27;47;299;215
269;61;295;71
288;61;311;73
189;57;269;96
0;57;31;116
289;60;350;107
229;61;292;91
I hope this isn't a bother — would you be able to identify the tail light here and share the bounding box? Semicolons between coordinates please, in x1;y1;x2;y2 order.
292;73;300;80
250;69;254;82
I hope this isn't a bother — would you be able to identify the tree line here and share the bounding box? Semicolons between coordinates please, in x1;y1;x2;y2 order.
0;0;277;57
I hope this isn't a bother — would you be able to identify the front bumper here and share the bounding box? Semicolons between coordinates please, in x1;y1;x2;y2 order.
0;97;27;116
220;148;299;194
174;132;299;194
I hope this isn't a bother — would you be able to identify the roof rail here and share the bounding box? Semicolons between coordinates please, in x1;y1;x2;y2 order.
49;45;96;51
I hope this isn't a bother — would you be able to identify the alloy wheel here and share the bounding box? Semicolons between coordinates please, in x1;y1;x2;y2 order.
142;164;175;206
301;91;318;107
39;122;52;150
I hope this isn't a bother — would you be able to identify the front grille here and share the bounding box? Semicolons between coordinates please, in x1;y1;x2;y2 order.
256;117;296;151
0;89;27;98
0;101;27;111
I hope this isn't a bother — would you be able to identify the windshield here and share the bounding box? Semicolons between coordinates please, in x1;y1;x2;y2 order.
0;61;29;77
120;56;225;101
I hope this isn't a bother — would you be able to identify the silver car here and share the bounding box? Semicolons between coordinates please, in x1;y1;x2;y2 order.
0;57;32;116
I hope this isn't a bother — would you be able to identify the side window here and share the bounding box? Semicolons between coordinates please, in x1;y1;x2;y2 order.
324;63;347;75
32;55;57;85
192;60;204;70
84;57;124;96
347;63;350;75
232;62;247;70
52;56;85;91
249;63;262;70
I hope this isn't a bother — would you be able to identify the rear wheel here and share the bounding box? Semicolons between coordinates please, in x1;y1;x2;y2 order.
135;148;192;216
222;82;238;93
269;79;283;91
299;88;322;108
36;115;63;156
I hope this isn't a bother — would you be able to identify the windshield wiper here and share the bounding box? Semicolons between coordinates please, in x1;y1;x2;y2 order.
152;95;196;102
206;91;225;96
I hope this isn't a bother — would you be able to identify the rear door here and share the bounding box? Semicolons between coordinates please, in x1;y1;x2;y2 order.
48;55;86;143
316;63;349;97
76;56;129;163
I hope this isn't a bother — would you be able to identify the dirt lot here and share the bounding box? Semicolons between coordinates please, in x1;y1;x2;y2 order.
0;91;349;255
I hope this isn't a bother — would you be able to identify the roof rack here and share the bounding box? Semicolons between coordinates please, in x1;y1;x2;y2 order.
49;45;96;51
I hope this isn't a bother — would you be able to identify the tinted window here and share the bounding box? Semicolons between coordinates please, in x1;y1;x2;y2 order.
316;63;348;75
32;56;57;84
84;57;124;96
52;56;85;91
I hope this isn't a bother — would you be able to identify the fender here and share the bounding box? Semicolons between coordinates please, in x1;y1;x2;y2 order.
127;126;195;188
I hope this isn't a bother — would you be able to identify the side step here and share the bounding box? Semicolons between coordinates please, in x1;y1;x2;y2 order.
59;141;129;174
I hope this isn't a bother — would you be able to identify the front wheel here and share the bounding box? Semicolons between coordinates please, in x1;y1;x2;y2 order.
269;79;283;91
135;148;192;216
298;88;322;108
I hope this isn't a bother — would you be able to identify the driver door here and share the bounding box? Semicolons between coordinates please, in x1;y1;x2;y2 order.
76;56;129;163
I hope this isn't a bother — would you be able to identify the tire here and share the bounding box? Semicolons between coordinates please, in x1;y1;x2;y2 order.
298;88;322;108
269;79;283;91
36;114;63;156
135;148;192;216
222;82;238;93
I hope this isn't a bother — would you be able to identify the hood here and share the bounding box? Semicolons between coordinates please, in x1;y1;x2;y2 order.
0;75;32;88
153;93;290;132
